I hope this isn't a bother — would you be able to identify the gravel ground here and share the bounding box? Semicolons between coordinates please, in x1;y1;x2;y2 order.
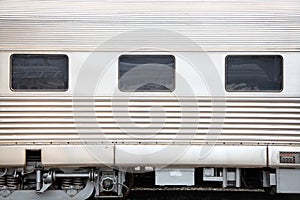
127;190;300;200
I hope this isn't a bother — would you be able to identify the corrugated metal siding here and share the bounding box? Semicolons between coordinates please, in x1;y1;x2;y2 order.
1;96;300;145
0;0;300;51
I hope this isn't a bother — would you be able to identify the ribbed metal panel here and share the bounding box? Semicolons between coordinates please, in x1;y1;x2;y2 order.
0;96;300;145
0;0;300;51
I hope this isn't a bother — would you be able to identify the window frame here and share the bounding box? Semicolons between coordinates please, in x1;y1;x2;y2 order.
10;54;69;92
225;55;283;93
118;54;176;92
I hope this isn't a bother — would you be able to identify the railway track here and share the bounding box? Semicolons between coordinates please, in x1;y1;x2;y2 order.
127;189;300;200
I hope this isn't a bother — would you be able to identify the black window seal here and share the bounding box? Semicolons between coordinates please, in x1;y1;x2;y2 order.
118;54;176;92
225;54;284;93
9;53;69;92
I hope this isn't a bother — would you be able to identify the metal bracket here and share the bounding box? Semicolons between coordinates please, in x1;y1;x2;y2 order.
37;171;54;193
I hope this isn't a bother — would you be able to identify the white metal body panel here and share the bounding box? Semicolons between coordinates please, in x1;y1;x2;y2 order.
269;146;300;168
115;145;267;167
0;146;25;166
0;145;114;167
0;144;267;167
41;145;114;166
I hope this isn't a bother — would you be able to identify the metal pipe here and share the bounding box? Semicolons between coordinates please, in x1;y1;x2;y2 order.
235;168;241;188
36;170;41;191
222;168;227;188
55;173;90;178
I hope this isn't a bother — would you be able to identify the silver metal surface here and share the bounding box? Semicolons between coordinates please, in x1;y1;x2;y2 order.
235;168;241;188
0;146;25;166
269;146;300;167
0;145;267;167
155;168;195;186
270;173;276;186
276;169;300;193
223;168;228;188
115;145;267;167
1;52;300;147
36;170;41;191
41;145;114;166
54;174;90;178
0;51;299;166
0;145;113;167
0;1;300;169
0;0;300;51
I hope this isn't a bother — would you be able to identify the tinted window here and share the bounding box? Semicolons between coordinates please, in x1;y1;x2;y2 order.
226;55;283;92
11;54;68;91
119;55;175;92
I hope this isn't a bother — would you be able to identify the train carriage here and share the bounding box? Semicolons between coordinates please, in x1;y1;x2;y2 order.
0;0;300;199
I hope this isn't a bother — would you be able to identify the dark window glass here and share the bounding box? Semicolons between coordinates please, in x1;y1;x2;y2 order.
225;55;283;92
119;55;175;92
11;54;68;91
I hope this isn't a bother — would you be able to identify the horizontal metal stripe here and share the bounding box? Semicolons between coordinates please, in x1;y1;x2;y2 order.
1;118;300;123
2;108;300;113
0;129;299;135
1;102;300;107
0;121;300;129
1;96;300;144
1;96;300;101
0;135;299;144
2;112;300;119
0;113;300;119
1;96;300;100
1;0;300;51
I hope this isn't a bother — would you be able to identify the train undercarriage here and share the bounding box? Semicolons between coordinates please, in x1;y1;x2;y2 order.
0;165;298;199
0;145;300;199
